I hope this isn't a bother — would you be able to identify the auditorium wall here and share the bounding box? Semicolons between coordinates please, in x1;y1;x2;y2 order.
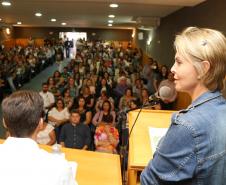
13;27;133;41
136;0;226;67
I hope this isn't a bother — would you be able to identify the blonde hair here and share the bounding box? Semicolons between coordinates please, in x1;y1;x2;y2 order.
174;27;226;91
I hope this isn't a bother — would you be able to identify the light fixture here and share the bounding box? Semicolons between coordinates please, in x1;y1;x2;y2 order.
108;24;112;27
108;15;115;18
2;1;11;6
51;18;56;22
61;22;66;25
6;28;10;35
17;21;22;25
108;20;114;23
109;3;118;8
35;12;42;17
0;18;2;21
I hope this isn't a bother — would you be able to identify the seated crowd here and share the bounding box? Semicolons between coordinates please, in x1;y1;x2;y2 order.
0;40;64;101
36;39;177;154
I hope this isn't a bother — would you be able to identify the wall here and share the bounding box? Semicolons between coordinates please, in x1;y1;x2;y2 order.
136;0;226;67
13;27;133;41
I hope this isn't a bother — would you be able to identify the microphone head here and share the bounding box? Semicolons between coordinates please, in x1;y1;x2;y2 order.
148;94;160;106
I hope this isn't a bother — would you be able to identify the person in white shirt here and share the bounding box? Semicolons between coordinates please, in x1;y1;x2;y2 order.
48;99;70;143
39;82;55;114
0;90;77;185
36;121;56;145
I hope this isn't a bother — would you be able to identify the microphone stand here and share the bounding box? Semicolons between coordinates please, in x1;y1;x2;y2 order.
121;101;149;185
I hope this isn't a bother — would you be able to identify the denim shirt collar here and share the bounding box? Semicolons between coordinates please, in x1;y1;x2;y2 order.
188;91;222;109
176;91;222;116
172;91;222;123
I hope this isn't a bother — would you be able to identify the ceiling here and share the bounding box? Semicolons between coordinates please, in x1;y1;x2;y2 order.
0;0;205;29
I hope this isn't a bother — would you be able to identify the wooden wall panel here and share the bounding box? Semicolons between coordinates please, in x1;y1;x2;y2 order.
34;39;44;47
3;39;15;49
15;39;28;47
3;38;45;49
173;92;191;110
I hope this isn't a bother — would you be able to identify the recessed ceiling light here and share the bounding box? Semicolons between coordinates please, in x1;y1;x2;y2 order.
35;13;42;17
109;3;118;8
108;24;112;27
2;1;11;6
51;18;56;22
108;20;114;23
61;22;66;25
108;15;115;18
17;22;22;25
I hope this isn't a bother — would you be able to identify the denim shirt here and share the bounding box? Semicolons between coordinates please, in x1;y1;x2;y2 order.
141;91;226;185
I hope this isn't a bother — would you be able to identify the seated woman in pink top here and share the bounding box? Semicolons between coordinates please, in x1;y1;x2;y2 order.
93;100;119;153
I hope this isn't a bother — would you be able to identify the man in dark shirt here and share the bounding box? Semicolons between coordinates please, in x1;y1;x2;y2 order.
60;110;91;150
64;38;72;58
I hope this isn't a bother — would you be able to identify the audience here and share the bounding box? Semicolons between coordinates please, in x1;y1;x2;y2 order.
118;88;136;111
39;82;55;115
48;98;70;142
95;90;114;112
74;96;92;125
60;110;91;150
92;100;116;126
94;120;119;154
0;39;179;156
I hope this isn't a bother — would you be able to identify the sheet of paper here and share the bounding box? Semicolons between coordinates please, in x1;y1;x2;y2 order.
149;127;168;153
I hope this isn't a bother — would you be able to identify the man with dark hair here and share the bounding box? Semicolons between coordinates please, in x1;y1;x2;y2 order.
0;90;77;185
64;38;72;58
39;82;55;114
60;110;91;150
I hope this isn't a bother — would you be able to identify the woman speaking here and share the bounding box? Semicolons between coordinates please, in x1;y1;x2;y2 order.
141;27;226;185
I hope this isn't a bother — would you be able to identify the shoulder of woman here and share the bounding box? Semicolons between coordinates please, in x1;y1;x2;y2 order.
49;107;57;113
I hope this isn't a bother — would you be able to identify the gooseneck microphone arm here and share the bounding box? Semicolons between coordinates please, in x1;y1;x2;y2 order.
129;102;146;137
121;100;152;184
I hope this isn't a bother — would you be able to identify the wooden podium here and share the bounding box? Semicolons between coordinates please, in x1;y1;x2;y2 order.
127;109;174;185
0;139;122;185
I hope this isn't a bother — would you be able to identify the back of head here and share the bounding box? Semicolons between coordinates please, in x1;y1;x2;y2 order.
158;85;177;102
174;27;226;91
2;90;44;137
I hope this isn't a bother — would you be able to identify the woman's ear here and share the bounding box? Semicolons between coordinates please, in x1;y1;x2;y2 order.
202;60;210;75
198;60;210;80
